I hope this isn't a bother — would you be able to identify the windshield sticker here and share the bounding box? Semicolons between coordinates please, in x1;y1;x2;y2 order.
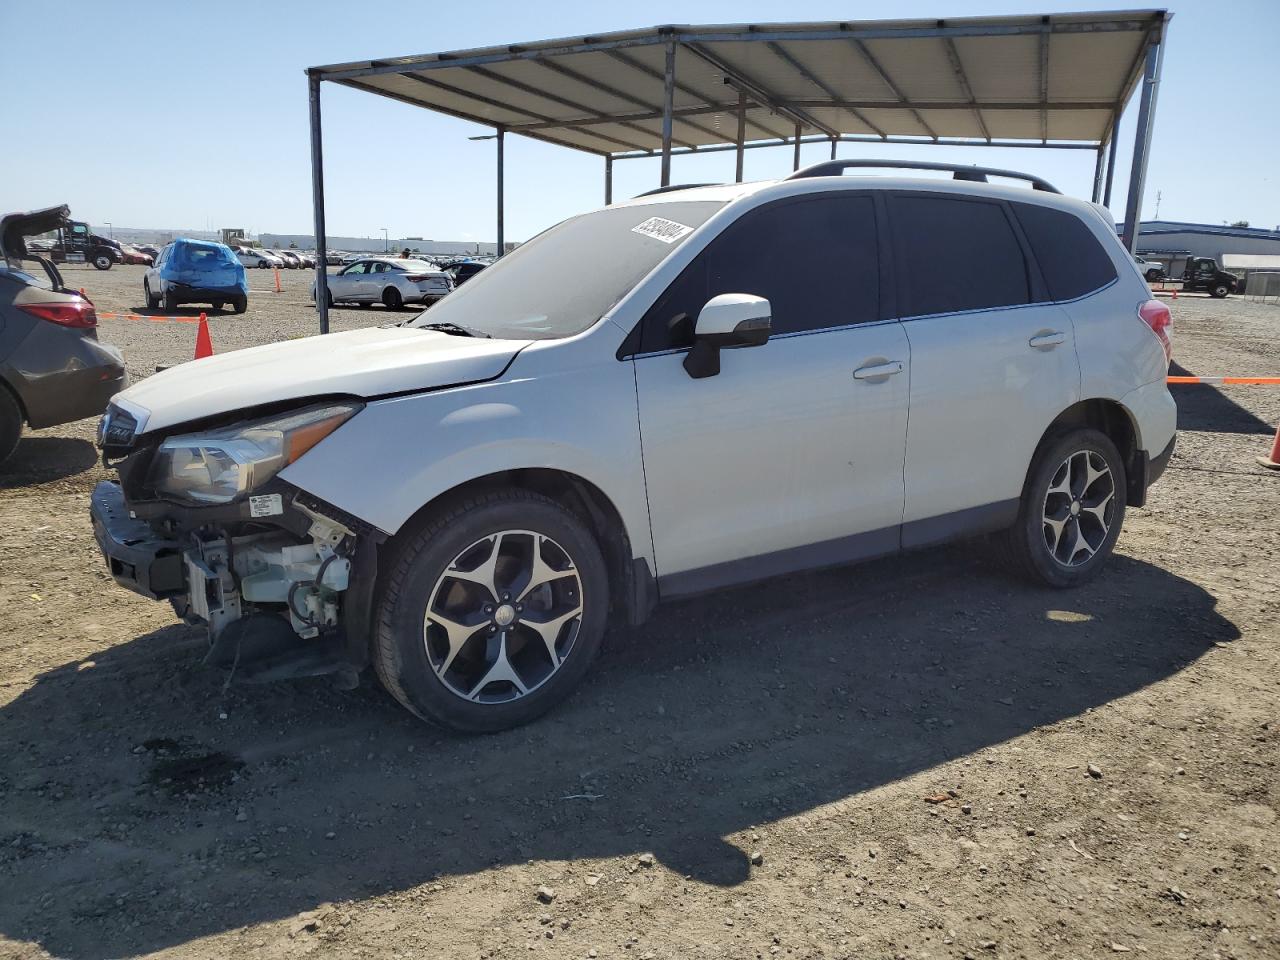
631;217;694;244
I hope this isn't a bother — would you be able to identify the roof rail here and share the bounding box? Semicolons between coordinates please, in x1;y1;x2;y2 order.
632;183;723;198
785;159;1060;194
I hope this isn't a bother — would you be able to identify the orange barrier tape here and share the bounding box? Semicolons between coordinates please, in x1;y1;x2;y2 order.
98;312;199;324
1168;376;1280;385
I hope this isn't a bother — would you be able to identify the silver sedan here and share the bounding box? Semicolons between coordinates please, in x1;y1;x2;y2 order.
313;257;453;309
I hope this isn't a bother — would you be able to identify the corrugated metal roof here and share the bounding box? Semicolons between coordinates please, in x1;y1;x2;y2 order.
310;10;1169;156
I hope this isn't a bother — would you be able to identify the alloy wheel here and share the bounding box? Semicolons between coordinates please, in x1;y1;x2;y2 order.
424;530;584;703
1042;450;1115;567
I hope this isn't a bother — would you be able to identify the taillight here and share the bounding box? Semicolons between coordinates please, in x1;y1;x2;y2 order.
18;300;98;329
1138;299;1172;364
404;274;429;283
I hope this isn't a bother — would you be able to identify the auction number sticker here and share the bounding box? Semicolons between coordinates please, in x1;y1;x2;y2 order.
248;494;283;518
631;217;693;244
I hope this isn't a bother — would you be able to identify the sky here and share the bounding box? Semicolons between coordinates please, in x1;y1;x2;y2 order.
2;0;1276;243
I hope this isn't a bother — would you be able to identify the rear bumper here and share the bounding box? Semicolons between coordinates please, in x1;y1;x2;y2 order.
165;283;247;305
1147;433;1175;488
6;331;128;429
90;481;186;600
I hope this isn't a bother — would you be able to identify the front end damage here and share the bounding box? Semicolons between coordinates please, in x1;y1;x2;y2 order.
89;402;381;685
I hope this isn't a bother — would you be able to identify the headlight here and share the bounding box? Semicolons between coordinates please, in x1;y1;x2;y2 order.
149;403;360;505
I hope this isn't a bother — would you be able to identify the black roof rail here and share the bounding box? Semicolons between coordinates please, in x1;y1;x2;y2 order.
785;159;1061;194
632;183;722;198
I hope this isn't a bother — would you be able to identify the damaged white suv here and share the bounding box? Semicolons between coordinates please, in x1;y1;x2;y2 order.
92;160;1176;732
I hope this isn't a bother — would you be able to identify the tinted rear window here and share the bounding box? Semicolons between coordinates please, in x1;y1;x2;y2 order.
177;246;235;267
892;195;1030;317
1012;202;1118;301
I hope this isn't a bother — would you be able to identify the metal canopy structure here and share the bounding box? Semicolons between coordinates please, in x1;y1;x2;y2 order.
306;9;1169;332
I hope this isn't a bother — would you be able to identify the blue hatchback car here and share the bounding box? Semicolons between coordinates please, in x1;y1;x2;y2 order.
144;239;248;313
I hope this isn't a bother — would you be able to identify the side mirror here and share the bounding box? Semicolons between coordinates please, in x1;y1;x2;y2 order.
683;293;771;379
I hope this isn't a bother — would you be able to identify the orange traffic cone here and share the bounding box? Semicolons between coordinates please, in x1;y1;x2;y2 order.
194;312;214;359
274;267;282;293
1258;423;1280;470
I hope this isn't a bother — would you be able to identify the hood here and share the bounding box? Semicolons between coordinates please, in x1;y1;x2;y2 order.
116;325;530;434
1;204;70;265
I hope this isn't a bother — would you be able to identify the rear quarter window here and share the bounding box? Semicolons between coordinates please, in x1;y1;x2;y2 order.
1011;202;1118;302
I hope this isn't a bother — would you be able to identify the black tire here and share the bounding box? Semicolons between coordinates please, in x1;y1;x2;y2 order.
374;489;609;733
163;290;179;313
1145;269;1161;282
994;428;1126;588
232;296;247;314
93;254;112;271
144;280;158;309
0;387;22;465
382;287;403;310
211;300;225;311
1210;283;1230;299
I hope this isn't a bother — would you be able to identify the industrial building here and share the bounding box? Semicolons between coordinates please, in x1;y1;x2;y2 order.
259;234;499;256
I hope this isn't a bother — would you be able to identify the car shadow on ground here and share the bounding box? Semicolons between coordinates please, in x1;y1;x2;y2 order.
0;436;98;488
1170;360;1276;435
0;548;1236;958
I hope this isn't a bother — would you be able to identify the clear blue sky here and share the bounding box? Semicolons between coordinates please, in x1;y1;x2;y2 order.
2;1;1275;242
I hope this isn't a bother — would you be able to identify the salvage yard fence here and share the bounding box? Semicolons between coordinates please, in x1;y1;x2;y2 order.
1244;271;1280;304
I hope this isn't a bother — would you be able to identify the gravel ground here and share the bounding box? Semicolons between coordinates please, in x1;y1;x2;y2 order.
0;265;1277;960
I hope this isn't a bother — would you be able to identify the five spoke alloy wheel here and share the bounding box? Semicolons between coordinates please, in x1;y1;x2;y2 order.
1041;450;1115;567
425;530;584;704
373;488;608;732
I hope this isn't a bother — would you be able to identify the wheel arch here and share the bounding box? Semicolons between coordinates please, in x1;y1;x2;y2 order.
1039;397;1145;506
384;467;653;631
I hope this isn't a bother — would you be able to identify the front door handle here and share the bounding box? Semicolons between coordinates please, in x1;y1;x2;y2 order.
853;360;904;380
1029;331;1067;349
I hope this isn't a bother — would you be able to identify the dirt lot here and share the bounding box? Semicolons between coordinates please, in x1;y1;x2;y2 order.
1;264;1277;960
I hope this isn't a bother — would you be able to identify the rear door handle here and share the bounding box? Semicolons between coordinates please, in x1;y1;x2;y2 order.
852;360;904;380
1029;331;1067;349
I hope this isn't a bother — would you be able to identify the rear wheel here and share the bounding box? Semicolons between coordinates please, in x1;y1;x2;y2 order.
163;290;179;313
1145;268;1161;282
382;287;403;310
232;296;247;314
211;300;225;311
374;489;609;732
995;428;1126;588
0;387;23;465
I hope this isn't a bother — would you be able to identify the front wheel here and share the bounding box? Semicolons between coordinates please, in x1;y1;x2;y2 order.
1210;283;1230;299
995;428;1126;588
374;489;609;732
93;254;112;271
144;280;158;309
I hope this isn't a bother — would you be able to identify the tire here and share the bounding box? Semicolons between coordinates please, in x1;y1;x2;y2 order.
0;387;22;465
374;489;609;733
211;300;224;311
1210;284;1230;299
1145;269;1161;282
232;296;247;314
144;280;158;309
382;287;403;310
994;428;1126;589
93;253;112;271
163;290;179;313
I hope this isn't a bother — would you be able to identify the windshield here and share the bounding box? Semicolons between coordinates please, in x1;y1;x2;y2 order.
406;200;725;340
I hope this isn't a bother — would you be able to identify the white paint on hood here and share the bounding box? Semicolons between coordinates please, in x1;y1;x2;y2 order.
116;325;530;433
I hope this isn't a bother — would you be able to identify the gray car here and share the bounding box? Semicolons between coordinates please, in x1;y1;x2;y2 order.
0;205;128;463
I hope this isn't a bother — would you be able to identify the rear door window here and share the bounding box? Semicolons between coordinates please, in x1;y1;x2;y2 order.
639;194;880;353
890;194;1030;317
1011;202;1118;301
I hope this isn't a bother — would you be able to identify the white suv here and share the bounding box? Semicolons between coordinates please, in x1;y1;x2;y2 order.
90;161;1176;733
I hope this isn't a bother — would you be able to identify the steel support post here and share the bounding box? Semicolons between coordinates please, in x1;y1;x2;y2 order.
660;39;675;187
496;127;505;256
605;154;613;205
308;72;329;335
734;87;746;183
1121;39;1164;252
